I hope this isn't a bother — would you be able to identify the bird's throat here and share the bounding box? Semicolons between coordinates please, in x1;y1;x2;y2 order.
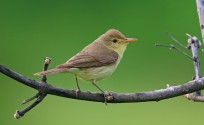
114;44;128;58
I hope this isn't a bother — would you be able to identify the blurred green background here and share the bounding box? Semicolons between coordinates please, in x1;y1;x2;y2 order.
0;0;203;124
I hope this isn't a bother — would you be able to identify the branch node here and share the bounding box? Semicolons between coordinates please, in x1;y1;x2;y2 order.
186;33;201;49
105;91;114;101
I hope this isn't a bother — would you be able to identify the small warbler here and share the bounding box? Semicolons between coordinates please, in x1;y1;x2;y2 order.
35;29;137;104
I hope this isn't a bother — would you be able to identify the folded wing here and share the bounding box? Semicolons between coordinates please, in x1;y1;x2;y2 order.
56;43;118;69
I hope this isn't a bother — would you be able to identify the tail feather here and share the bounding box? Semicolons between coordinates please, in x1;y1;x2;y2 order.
34;68;68;76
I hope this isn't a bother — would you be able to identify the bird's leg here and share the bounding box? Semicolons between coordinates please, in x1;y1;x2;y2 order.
75;74;80;96
92;80;107;105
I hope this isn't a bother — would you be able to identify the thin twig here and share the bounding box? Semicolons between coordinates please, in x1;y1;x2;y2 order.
41;57;51;83
155;44;193;60
14;94;46;119
167;32;187;48
22;93;40;104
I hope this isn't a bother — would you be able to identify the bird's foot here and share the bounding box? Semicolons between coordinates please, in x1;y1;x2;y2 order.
75;88;81;97
103;91;113;105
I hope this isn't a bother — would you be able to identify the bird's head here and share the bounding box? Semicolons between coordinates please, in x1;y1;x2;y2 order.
100;29;137;56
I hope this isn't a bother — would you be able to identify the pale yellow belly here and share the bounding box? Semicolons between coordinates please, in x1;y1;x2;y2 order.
67;64;118;82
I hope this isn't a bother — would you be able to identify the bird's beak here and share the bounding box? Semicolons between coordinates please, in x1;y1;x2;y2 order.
125;38;138;43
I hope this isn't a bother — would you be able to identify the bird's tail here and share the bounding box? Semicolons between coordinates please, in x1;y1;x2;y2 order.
34;68;68;76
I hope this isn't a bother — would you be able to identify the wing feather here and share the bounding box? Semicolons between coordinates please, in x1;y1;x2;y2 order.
56;42;118;69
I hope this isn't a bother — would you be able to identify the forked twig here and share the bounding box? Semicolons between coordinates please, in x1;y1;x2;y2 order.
14;57;51;119
167;32;187;49
155;44;193;60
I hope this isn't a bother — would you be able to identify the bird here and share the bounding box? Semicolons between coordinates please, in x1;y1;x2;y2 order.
34;29;137;104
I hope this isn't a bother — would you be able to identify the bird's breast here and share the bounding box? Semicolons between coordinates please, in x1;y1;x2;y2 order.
77;64;117;82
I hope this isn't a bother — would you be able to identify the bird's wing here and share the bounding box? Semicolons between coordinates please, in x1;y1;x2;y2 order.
56;44;118;69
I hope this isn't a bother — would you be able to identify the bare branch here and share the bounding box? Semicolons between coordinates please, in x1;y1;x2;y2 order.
186;34;201;81
1;64;204;104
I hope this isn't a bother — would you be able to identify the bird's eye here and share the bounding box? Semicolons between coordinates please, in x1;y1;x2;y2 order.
112;39;118;43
